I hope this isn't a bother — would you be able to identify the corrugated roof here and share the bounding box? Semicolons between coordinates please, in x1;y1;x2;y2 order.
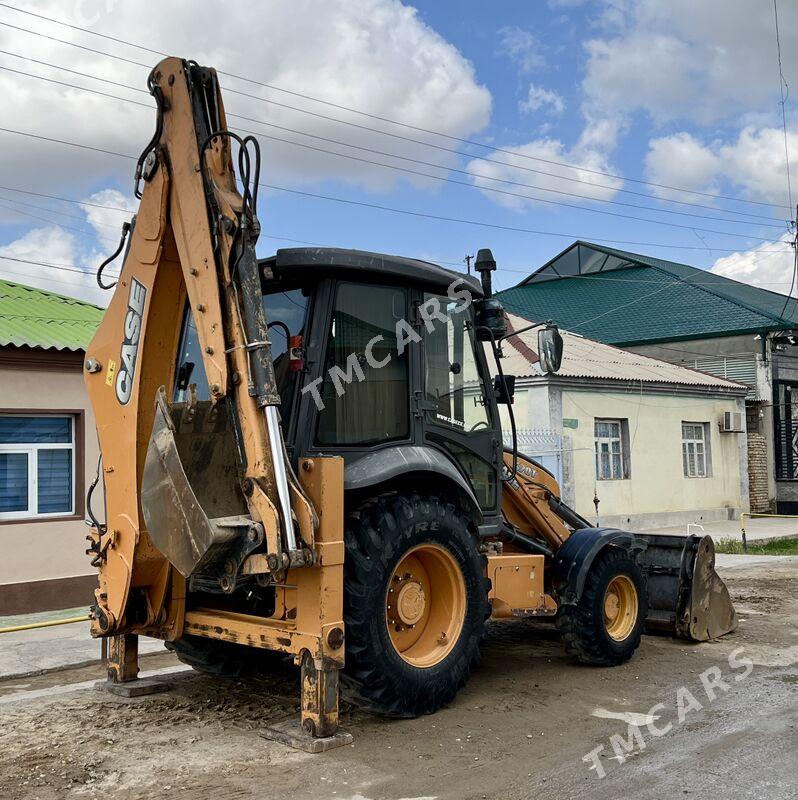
497;241;798;345
496;312;747;392
0;278;103;352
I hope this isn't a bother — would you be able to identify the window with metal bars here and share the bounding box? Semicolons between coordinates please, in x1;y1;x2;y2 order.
594;418;629;480
682;422;710;478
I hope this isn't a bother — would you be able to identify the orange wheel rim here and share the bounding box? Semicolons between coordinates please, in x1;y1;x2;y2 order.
603;575;638;642
385;543;466;668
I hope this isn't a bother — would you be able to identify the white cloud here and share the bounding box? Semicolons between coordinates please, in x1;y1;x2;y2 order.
466;135;623;212
718;127;798;206
0;0;491;194
644;132;721;200
582;0;798;125
0;226;107;305
83;189;137;250
520;84;565;116
711;233;795;291
497;26;547;73
645;126;798;207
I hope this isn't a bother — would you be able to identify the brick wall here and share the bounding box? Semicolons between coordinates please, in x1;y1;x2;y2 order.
747;432;769;513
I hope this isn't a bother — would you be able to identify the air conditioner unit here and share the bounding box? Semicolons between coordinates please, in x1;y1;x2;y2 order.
721;411;744;433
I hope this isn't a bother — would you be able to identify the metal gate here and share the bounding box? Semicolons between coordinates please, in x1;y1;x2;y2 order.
504;428;563;485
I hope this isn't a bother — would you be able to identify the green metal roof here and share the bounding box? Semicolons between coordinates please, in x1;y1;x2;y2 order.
497;241;798;345
0;278;103;352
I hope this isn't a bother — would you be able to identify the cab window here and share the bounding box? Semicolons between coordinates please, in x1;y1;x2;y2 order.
173;289;309;432
424;294;491;433
174;307;210;402
263;288;309;428
315;282;409;446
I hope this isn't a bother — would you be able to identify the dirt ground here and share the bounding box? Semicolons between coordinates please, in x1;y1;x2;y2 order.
1;558;796;800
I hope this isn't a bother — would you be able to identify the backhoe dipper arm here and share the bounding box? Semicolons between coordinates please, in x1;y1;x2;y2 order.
84;58;314;637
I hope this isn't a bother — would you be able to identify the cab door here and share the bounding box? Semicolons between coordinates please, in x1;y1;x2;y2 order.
419;293;501;516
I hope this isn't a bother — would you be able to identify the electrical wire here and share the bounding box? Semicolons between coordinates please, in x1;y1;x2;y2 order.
1;59;787;235
773;0;793;212
0;192;121;228
0;184;133;213
3;186;796;289
0;254;104;274
2;45;783;227
0;2;792;212
0;123;794;255
0;197;113;236
0;8;792;213
773;0;798;321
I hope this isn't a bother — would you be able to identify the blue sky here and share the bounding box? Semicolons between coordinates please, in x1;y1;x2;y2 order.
0;0;795;305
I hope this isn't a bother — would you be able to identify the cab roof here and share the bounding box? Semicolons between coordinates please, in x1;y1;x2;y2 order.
260;247;483;297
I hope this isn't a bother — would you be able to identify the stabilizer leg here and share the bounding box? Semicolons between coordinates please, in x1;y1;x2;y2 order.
260;651;352;753
97;634;169;697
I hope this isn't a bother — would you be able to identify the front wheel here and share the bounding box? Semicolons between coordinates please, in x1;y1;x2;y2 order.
556;547;647;666
343;493;490;717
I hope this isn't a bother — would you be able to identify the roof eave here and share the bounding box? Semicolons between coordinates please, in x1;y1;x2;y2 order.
516;374;749;397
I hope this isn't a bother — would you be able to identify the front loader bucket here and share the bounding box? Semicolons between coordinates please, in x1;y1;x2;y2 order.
636;533;737;642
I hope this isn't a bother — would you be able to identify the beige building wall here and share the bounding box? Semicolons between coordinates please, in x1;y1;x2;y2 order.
561;389;746;528
1;360;99;611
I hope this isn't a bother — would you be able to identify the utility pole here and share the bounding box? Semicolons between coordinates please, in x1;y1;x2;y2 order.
464;254;473;275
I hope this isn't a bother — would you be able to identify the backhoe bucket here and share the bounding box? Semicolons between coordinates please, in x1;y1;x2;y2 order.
637;533;737;641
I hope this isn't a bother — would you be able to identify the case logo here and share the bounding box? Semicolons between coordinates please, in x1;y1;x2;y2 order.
116;278;147;405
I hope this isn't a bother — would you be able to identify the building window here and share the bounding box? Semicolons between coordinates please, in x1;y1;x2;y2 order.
595;419;629;480
0;416;75;519
682;422;710;478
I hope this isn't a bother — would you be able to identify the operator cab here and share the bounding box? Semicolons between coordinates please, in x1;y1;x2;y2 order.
261;249;501;522
174;247;509;528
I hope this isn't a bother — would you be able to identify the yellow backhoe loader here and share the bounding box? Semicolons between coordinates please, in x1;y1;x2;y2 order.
83;57;736;747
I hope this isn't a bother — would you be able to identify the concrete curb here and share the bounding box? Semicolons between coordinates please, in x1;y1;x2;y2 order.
0;649;170;683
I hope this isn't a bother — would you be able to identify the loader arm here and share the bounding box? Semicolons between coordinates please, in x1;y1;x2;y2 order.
84;58;315;638
499;452;736;641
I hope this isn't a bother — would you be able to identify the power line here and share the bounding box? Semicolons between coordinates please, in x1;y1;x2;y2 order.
0;253;108;275
0;264;104;291
1;54;785;231
239;126;783;240
0;184;133;213
225;113;786;227
0;197;107;236
773;0;793;212
3;184;797;287
0;6;792;213
256;181;792;253
0;192;121;228
0;62;151;108
0;124;793;254
0;68;786;245
773;0;797;322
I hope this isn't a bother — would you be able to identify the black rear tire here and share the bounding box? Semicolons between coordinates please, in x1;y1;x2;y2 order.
556;547;647;666
167;635;287;678
343;493;490;718
166;635;254;678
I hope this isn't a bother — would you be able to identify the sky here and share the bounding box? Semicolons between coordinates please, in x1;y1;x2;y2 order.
0;0;796;307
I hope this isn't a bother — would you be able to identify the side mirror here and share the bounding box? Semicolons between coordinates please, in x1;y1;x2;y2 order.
538;323;563;374
493;374;516;404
